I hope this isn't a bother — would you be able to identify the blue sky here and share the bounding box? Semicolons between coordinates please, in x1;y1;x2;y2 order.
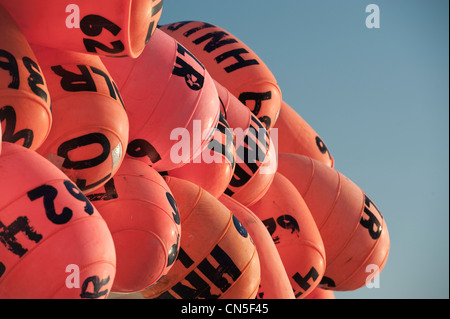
158;0;449;299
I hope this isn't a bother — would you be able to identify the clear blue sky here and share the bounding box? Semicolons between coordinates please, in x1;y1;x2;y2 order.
158;0;449;299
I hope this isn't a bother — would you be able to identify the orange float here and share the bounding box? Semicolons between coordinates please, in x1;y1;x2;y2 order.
101;28;220;172
0;142;116;299
277;153;390;291
219;194;295;299
274;100;334;167
0;0;163;58
141;176;260;299
159;21;282;129
248;172;326;299
0;5;52;151
167;113;236;198
86;157;181;293
215;80;277;206
33;45;129;194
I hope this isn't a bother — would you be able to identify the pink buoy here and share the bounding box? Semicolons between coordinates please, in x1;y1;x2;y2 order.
219;194;295;299
0;0;164;58
0;142;116;299
248;172;326;298
86;157;181;293
215;80;277;206
102;28;220;172
1;5;52;151
277;153;390;291
160;21;282;129
33;45;129;194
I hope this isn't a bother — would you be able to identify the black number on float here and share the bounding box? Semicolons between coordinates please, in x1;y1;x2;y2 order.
27;180;95;226
80;15;125;55
0;105;34;148
127;139;161;165
315;136;332;160
57;133;111;170
22;57;48;103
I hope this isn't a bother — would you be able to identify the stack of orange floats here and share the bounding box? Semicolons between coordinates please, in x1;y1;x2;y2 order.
0;0;390;300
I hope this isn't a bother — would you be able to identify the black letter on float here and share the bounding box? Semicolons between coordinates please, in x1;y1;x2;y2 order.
22;56;48;103
170;271;220;299
293;267;319;298
360;195;383;240
127;139;161;165
172;43;205;90
177;247;195;269
80;275;110;299
182;21;215;37
86;178;119;202
319;276;336;289
224;164;252;196
215;48;259;73
315;136;332;161
0;216;43;257
145;0;164;44
276;215;300;235
0;105;34;148
166;192;180;225
90;66;124;107
238;91;272;117
57;133;111;170
51;65;97;92
0;49;19;89
193;31;238;53
27;184;73;225
207;113;236;170
197;245;242;292
263;218;276;236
